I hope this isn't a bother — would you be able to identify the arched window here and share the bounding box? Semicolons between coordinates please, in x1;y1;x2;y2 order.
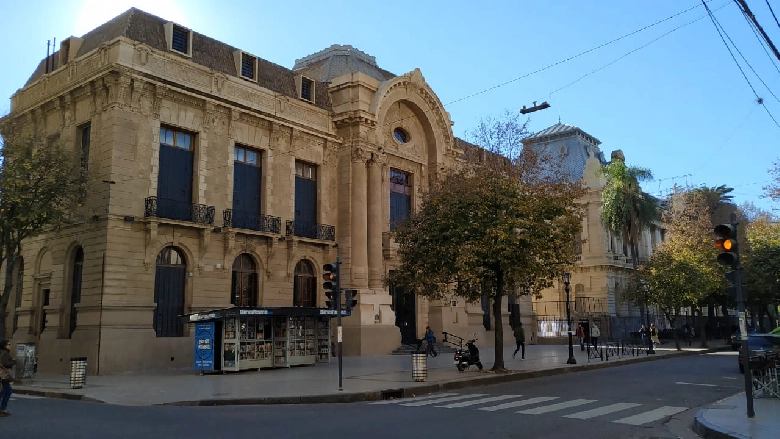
12;257;24;334
69;247;84;337
153;246;186;337
293;260;316;307
231;254;258;307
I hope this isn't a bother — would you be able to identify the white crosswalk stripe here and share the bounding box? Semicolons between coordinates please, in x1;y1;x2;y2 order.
516;399;596;415
612;406;688;425
400;393;488;407
563;402;641;419
437;394;524;408
367;392;689;426
368;393;459;405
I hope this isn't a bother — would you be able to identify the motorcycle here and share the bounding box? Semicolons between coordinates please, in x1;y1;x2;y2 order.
442;331;483;371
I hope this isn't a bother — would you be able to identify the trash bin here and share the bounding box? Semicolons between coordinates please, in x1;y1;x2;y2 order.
69;357;88;389
411;352;427;382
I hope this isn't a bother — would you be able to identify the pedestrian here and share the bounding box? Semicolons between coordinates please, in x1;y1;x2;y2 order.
683;324;692;347
650;323;660;346
513;322;526;360
639;324;647;343
0;339;17;417
576;323;585;351
424;326;437;357
590;323;601;347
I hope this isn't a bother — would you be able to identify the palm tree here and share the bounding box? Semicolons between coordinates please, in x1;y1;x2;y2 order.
598;151;658;273
692;185;736;225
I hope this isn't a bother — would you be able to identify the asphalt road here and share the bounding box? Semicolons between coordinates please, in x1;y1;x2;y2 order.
1;351;742;439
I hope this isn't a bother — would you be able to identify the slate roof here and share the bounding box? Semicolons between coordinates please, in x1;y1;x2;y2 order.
293;45;396;83
523;123;601;145
24;8;332;110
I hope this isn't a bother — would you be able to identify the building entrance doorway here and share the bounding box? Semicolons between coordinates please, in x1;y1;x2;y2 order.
389;272;416;344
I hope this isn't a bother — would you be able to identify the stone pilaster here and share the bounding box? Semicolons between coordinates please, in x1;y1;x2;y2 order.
351;147;368;288
367;154;384;289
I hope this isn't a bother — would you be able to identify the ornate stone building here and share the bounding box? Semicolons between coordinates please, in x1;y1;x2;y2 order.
2;8;522;374
522;123;665;341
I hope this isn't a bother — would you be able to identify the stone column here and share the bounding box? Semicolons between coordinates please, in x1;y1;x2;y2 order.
367;155;383;289
351;148;368;288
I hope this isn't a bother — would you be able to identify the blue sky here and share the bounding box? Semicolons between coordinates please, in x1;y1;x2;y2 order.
1;0;779;213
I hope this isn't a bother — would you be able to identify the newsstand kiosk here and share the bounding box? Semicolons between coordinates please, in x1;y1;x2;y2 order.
183;307;350;373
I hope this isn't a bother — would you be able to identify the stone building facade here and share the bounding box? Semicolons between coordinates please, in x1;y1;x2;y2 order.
522;123;665;341
2;8;524;374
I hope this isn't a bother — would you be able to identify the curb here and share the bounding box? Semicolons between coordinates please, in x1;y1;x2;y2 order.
692;392;753;439
15;346;727;407
159;346;723;407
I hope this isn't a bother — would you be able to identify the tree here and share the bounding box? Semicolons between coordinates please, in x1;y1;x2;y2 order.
388;112;586;372
630;191;722;350
598;152;657;275
0;129;86;339
764;159;780;202
743;213;780;330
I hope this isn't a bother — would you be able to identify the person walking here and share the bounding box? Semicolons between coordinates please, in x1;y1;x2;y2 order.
0;340;17;417
650;323;660;347
576;323;586;351
513;322;526;360
590;323;601;347
424;326;437;357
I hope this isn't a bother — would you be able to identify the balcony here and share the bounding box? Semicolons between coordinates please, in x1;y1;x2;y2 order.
222;209;281;234
285;220;335;241
144;196;215;225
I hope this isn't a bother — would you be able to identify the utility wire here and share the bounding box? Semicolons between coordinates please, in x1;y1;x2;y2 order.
765;0;780;31
739;5;780;74
702;0;780;128
549;2;730;97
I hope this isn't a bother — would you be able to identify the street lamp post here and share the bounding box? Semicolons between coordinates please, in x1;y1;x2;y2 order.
642;281;656;355
564;271;576;364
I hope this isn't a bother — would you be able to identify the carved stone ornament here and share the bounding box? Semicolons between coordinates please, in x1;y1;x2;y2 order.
213;73;227;93
136;46;151;66
351;147;366;163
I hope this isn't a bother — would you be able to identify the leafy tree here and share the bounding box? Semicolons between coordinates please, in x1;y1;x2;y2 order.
743;214;780;330
764;159;780;202
389;112;586;371
0;128;86;339
630;191;722;350
598;152;657;274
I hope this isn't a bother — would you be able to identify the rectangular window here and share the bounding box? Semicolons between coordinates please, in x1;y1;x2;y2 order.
301;77;314;101
160;127;192;150
295;161;317;180
172;25;189;54
294;161;318;238
156;126;195;222
241;53;256;80
79;123;91;177
390;169;412;231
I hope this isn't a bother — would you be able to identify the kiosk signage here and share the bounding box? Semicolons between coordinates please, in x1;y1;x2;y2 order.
194;322;215;371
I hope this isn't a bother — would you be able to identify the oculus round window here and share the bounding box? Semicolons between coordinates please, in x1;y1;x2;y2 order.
393;128;410;143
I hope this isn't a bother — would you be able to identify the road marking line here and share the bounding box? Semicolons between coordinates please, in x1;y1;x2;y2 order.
478;396;559;412
612;406;687;425
400;394;488;407
517;399;596;415
436;395;524;408
675;381;717;387
369;393;459;404
563;402;641;419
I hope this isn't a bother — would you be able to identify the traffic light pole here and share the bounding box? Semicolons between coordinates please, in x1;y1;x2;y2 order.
336;257;343;391
736;261;755;418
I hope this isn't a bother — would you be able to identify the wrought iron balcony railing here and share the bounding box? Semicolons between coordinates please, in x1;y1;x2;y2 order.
285;220;335;241
144;196;215;225
222;209;281;234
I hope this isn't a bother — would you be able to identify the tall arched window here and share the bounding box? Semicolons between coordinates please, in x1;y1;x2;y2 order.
231;254;258;307
12;257;24;334
293;260;316;307
153;246;186;337
69;247;84;337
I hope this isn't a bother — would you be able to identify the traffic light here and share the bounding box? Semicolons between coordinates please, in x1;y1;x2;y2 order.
323;263;339;310
714;223;739;267
343;289;358;310
725;270;737;301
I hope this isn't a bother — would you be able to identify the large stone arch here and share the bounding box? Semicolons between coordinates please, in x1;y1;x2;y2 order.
370;69;454;174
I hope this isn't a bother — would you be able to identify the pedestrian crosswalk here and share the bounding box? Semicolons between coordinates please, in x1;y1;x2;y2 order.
368;392;687;426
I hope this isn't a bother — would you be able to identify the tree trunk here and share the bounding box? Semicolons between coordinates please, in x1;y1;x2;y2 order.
696;306;708;348
492;268;505;372
668;313;680;351
0;254;17;341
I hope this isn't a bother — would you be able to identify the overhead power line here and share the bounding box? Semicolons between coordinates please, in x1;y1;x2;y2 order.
733;0;780;62
763;0;780;32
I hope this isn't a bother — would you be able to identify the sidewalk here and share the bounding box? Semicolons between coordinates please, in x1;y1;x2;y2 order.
14;342;708;406
694;393;780;439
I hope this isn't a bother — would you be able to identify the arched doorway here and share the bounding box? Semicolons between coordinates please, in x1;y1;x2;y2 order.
153;247;186;337
68;247;84;337
231;254;258;307
293;260;315;307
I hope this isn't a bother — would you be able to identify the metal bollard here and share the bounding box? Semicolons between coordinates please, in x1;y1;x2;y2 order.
69;357;88;389
411;352;427;382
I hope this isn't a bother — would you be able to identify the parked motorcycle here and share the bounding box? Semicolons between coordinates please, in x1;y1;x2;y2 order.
442;331;483;371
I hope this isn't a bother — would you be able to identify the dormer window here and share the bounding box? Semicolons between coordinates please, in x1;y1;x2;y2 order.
301;77;314;102
164;22;192;56
241;53;256;80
